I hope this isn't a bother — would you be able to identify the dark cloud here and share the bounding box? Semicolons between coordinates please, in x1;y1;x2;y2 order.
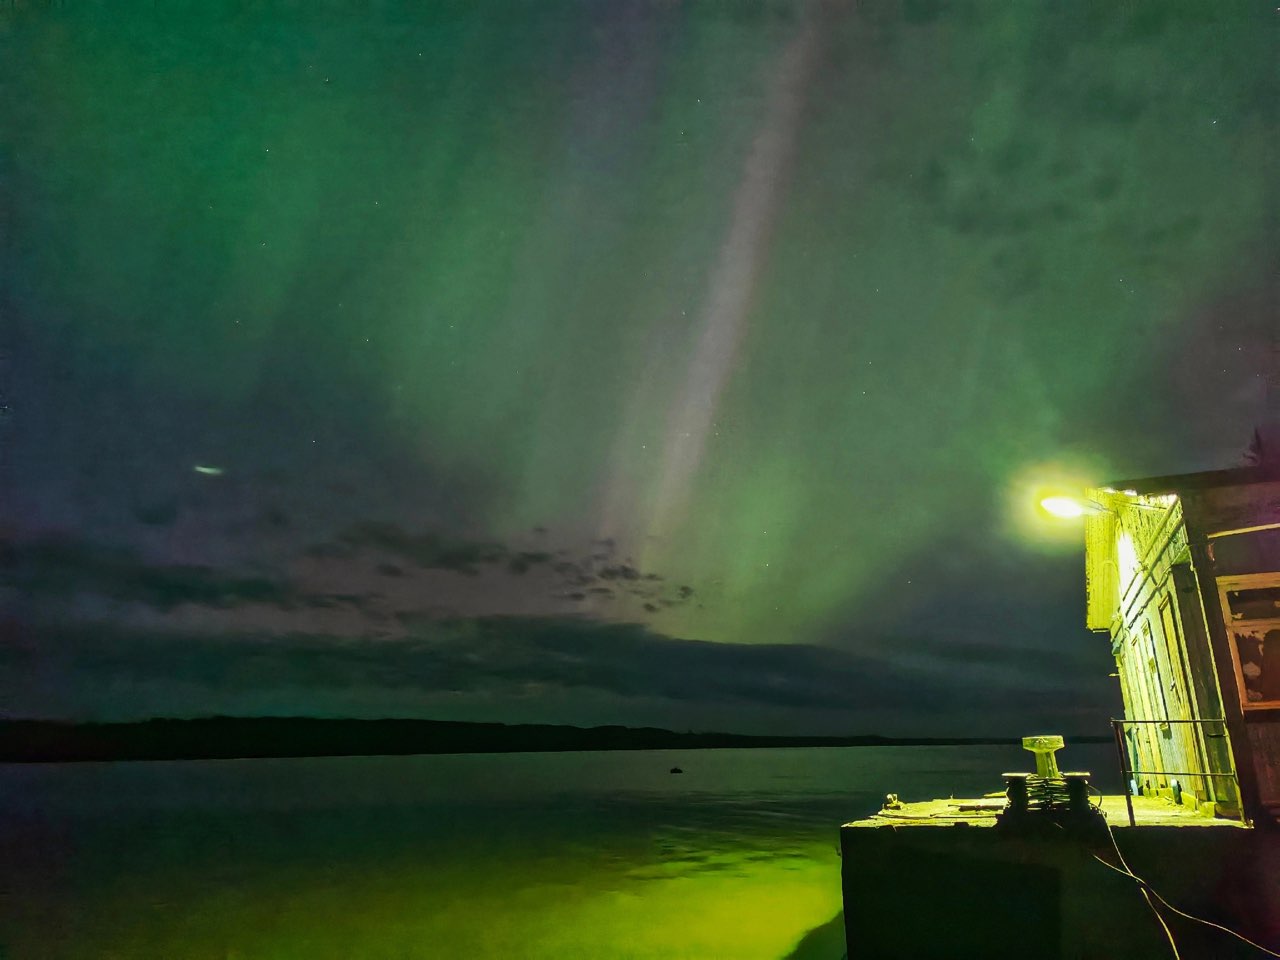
305;542;355;561
598;565;641;581
334;522;508;575
11;525;699;631
262;506;290;529
914;636;1096;675
131;500;180;527
10;538;296;611
301;593;377;613
310;524;695;609
507;552;551;575
3;616;1114;725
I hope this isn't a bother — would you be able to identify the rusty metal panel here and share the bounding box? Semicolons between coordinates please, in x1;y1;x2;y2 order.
1246;721;1280;808
1199;480;1280;535
1212;526;1280;576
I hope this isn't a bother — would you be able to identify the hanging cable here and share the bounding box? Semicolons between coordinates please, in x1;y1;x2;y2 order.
1090;854;1181;959
1089;785;1280;958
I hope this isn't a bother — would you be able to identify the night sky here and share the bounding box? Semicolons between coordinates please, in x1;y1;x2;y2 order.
5;1;1276;735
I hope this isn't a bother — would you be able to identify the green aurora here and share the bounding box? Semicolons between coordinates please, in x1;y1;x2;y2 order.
5;1;1276;728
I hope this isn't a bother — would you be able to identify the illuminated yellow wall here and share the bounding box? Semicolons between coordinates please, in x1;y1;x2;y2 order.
1083;488;1237;810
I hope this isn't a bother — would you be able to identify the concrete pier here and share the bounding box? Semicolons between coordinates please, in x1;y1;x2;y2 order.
840;795;1278;959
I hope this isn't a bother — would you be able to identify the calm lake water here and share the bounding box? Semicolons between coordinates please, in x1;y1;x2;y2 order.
0;744;1117;959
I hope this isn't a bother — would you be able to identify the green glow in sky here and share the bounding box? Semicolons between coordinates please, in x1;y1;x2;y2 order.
7;2;1275;724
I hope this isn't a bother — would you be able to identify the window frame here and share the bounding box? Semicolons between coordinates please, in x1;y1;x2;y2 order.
1216;572;1280;712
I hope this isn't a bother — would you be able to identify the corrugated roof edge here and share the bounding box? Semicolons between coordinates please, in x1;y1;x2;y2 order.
1099;466;1264;497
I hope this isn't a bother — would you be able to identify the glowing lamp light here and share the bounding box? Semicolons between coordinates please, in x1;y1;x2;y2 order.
1040;496;1089;518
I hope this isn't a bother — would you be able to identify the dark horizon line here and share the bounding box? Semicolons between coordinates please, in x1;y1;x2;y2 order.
0;716;1112;763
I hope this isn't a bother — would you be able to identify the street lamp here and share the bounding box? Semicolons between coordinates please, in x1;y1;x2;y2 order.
1040;496;1094;518
1040;490;1169;519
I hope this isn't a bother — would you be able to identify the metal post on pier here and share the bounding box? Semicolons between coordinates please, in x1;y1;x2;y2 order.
1110;719;1137;827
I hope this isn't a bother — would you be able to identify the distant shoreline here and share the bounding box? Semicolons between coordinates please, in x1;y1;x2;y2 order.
0;718;1111;763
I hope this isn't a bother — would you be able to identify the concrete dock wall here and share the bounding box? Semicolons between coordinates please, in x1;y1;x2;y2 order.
841;820;1279;958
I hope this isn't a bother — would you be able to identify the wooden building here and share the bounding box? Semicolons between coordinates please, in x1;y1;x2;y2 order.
838;432;1280;957
1083;451;1280;825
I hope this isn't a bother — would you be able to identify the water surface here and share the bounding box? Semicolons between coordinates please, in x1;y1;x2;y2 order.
0;744;1117;959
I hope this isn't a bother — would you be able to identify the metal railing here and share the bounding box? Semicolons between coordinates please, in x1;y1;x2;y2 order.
1109;718;1239;826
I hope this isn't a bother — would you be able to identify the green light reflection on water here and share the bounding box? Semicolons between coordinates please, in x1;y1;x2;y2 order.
3;746;1116;958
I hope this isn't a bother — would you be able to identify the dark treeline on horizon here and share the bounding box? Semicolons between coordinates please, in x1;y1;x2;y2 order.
0;717;1111;763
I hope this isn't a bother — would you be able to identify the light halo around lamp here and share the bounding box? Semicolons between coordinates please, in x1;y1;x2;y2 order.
1039;496;1101;518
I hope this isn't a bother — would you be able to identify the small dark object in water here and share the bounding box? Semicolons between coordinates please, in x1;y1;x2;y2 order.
669;766;683;774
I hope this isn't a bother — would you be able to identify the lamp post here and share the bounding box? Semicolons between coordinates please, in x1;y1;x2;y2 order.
1039;496;1104;518
1039;493;1166;518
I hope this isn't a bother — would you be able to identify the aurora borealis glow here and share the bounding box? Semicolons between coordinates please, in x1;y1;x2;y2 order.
5;1;1276;733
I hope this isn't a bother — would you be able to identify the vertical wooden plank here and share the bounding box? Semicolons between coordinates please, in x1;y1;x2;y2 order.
1124;628;1162;792
1182;493;1262;823
1159;588;1213;802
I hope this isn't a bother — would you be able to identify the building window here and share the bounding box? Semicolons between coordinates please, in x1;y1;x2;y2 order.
1234;627;1280;705
1225;585;1280;622
1217;573;1280;711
